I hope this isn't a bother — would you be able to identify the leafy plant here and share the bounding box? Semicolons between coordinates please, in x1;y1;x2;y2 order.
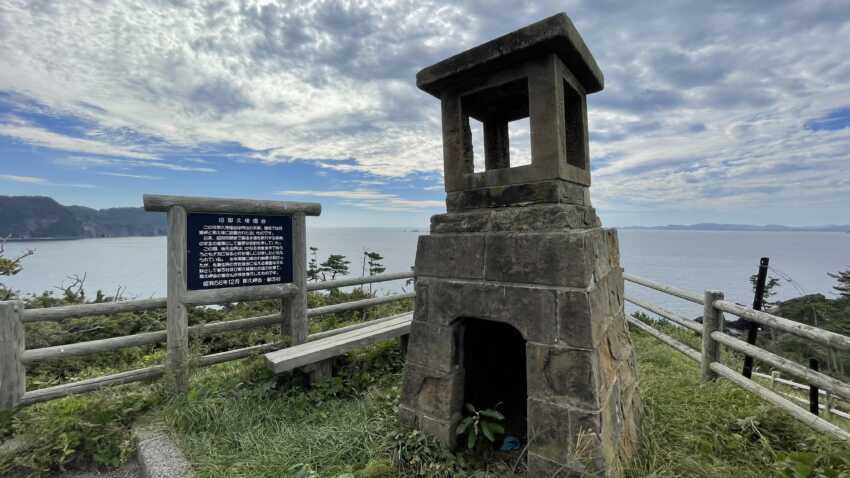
455;403;505;450
773;450;850;477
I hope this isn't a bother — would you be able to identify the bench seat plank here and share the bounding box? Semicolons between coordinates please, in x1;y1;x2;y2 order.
265;312;413;374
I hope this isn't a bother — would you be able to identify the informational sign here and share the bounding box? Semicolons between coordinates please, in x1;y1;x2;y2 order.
186;213;293;291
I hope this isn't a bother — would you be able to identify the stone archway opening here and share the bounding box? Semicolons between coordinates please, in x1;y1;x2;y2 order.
462;318;527;441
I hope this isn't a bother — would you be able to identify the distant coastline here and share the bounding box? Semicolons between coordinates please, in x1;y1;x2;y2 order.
621;223;850;233
1;195;166;240
5;234;164;242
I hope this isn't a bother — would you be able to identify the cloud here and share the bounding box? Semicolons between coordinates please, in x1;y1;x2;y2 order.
98;172;163;180
276;189;444;212
55;156;216;173
0;173;95;188
0;123;157;160
0;174;47;184
0;1;849;221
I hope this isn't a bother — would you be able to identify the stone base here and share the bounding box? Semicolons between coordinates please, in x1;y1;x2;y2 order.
446;180;592;212
399;203;640;476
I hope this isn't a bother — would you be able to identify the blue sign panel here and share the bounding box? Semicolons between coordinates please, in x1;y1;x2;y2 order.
186;213;293;291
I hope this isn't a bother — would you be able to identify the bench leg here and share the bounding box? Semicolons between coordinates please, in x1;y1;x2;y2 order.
400;334;409;357
305;359;333;385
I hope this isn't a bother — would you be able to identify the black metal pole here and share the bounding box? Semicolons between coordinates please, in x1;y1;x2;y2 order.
810;358;820;415
742;257;769;378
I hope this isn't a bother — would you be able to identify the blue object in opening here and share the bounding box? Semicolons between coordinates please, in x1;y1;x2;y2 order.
500;434;521;451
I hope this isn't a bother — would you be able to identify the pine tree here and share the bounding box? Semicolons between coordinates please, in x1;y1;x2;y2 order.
320;254;350;281
0;236;33;300
366;251;385;276
307;247;320;282
365;251;385;294
828;266;850;299
749;273;781;307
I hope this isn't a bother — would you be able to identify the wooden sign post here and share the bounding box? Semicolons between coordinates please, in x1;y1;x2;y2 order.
144;195;320;394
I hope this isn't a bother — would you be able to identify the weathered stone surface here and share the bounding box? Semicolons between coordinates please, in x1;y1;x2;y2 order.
405;321;459;373
557;287;610;349
417;13;604;97
618;376;641;460
603;266;625;320
415;234;484;279
403;13;639;477
484;232;594;287
489;204;599;232
430;210;492;234
527;343;599;409
526;400;605;474
399;404;417;428
419;414;459;447
446;180;590;212
399;405;460;448
421;279;558;343
413;279;430;322
400;363;464;421
600;381;625;474
526;398;573;463
430;204;600;234
424;279;491;327
489;285;558;344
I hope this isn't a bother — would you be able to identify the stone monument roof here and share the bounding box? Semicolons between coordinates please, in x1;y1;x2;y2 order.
416;13;604;98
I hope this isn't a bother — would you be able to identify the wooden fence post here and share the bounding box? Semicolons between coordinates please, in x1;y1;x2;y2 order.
701;290;724;382
282;212;331;382
0;300;25;410
166;206;190;394
282;212;308;345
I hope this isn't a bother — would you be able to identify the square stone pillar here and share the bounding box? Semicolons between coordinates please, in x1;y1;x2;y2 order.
400;13;640;477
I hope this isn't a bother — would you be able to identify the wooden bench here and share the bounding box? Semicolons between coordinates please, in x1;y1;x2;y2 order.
264;311;413;374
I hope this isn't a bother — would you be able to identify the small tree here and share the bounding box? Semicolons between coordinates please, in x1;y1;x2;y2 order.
0;236;33;300
320;254;350;281
828;265;850;299
365;251;385;294
750;273;781;307
307;246;320;282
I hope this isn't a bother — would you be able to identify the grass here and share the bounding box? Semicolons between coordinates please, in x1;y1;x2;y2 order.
627;324;849;477
4;308;850;477
153;319;850;478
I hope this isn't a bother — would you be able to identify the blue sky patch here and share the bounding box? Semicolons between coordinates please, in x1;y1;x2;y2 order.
805;107;850;131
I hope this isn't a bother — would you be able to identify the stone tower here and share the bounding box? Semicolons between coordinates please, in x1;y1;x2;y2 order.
399;13;640;477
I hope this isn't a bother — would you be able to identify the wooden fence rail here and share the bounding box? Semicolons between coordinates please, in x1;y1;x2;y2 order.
0;271;415;409
624;272;850;441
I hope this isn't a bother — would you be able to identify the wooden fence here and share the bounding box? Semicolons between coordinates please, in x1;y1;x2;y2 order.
4;266;850;442
623;272;850;441
0;271;414;410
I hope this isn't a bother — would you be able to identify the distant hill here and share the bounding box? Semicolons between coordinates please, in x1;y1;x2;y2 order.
0;196;165;239
622;223;850;233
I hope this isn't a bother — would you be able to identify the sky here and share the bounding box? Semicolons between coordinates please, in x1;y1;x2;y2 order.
1;0;849;228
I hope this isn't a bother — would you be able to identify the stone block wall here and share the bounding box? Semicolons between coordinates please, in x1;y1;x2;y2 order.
399;203;640;477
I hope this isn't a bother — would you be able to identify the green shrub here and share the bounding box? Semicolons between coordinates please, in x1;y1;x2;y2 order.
357;459;394;478
0;386;160;477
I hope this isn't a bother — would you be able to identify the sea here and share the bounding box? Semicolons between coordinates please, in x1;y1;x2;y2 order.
4;228;849;320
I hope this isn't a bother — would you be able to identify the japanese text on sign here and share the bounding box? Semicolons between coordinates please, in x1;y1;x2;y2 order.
186;213;293;290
